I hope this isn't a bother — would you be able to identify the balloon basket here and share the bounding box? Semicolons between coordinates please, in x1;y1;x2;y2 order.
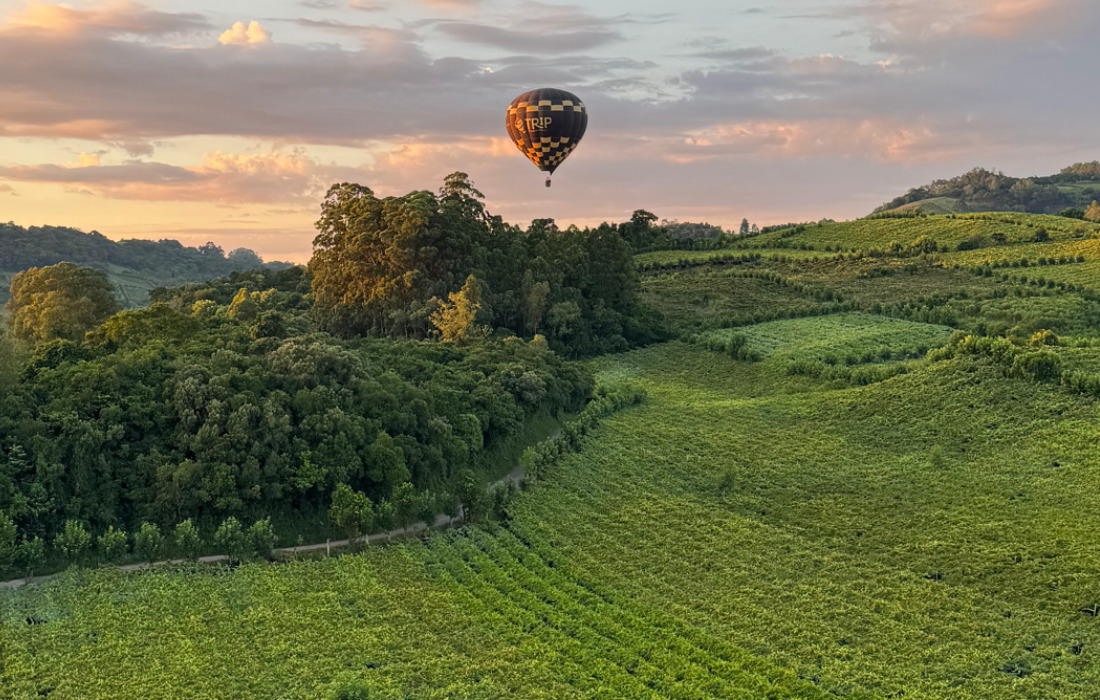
545;177;552;188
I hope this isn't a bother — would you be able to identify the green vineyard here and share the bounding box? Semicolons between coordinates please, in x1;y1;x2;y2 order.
5;212;1100;698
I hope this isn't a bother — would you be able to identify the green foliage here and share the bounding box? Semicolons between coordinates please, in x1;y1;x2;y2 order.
0;222;283;309
0;509;15;572
309;174;661;357
874;165;1100;215
15;535;44;576
54;519;91;561
15;209;1100;697
247;518;277;559
174;519;202;560
7;262;120;343
97;526;129;563
214;516;249;564
0;304;591;552
328;484;374;540
134;522;164;563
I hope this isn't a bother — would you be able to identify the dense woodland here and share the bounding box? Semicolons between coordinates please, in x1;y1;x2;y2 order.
0;173;670;575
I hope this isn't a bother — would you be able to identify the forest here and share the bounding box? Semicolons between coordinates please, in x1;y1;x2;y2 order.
0;173;665;576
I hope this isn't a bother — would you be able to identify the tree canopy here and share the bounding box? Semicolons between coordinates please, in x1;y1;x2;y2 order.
310;173;664;357
7;262;120;343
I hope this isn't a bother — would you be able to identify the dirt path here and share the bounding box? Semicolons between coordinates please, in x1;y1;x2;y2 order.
0;430;559;590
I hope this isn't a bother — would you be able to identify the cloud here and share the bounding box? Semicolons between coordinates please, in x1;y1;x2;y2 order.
219;21;272;46
425;4;646;52
819;0;1080;50
434;22;620;52
5;1;210;36
0;184;17;196
348;0;387;10
410;0;479;9
676;119;975;163
0;152;340;204
72;153;103;168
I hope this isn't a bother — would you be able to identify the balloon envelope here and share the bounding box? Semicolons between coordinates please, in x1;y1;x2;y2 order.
506;88;588;175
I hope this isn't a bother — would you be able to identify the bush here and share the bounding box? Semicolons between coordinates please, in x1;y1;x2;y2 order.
98;526;129;563
174;519;203;560
134;522;165;563
248;518;277;560
214;517;250;564
55;520;92;562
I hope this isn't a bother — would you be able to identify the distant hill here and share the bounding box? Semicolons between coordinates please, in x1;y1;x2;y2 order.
874;163;1100;216
0;222;294;309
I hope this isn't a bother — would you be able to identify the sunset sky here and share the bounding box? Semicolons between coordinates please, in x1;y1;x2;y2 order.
1;0;1097;262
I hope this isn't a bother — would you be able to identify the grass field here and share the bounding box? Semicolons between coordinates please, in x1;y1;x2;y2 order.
6;212;1100;698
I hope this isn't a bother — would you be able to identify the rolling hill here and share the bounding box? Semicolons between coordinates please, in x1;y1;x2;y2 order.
0;222;293;309
874;163;1100;216
5;212;1100;698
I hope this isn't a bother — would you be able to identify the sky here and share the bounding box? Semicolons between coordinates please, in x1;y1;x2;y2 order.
1;0;1098;263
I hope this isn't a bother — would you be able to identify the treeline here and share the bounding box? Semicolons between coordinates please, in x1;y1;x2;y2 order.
310;175;665;357
0;222;284;279
873;166;1100;215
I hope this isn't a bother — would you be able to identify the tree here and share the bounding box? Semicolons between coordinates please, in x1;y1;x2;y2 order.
197;241;225;258
739;218;750;236
98;526;129;563
174;519;202;560
1085;201;1100;221
329;483;374;541
214;516;249;564
227;247;264;268
430;275;488;345
393;481;420;531
367;433;410;496
134;522;164;563
750;223;760;234
7;262;120;343
0;510;16;573
55;519;92;562
247;518;277;559
16;536;45;577
311;178;482;338
456;470;484;523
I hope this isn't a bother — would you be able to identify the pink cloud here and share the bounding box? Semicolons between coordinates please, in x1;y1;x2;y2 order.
677;119;978;164
4;1;210;36
0;152;336;204
856;0;1074;44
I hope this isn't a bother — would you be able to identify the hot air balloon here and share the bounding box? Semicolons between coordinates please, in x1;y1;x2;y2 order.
506;88;587;187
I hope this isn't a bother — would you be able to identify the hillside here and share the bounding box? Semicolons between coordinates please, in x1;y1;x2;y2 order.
6;211;1100;698
0;222;293;309
874;163;1100;216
